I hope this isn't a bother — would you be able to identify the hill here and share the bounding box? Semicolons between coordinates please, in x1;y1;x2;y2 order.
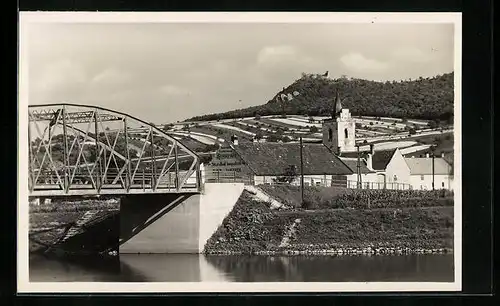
186;72;454;122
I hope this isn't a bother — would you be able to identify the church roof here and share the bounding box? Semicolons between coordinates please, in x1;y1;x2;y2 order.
230;142;353;176
334;91;343;116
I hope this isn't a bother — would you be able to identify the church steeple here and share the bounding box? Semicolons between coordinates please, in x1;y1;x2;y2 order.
323;90;355;154
332;91;343;118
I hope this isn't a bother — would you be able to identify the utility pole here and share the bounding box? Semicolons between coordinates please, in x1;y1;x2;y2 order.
281;96;286;117
431;146;435;190
356;144;362;189
300;137;305;206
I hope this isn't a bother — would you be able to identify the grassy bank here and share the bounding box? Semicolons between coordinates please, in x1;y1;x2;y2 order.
204;190;454;255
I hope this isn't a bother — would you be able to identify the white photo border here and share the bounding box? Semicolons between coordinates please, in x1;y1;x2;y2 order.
17;11;462;293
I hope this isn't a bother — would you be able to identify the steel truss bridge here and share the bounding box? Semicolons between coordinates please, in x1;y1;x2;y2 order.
28;104;202;197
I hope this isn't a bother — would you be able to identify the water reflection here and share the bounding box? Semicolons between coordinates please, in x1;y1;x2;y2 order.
29;253;454;283
204;254;454;282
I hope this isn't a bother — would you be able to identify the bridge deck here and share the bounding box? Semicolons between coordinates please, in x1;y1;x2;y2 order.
30;186;201;197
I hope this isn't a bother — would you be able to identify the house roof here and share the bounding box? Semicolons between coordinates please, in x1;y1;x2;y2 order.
339;151;368;159
339;158;375;174
231;142;353;176
404;157;453;175
442;152;454;165
371;149;397;171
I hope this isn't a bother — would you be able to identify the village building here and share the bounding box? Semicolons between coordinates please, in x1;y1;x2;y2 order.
338;157;377;188
367;147;412;189
339;146;412;189
405;154;454;190
204;137;354;187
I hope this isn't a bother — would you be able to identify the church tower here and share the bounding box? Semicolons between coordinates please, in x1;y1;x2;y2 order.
322;91;356;154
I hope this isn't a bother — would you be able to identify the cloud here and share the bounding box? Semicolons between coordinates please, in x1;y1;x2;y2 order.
257;45;314;66
33;59;87;92
340;53;388;72
91;68;134;86
159;85;190;96
184;60;233;81
391;47;435;63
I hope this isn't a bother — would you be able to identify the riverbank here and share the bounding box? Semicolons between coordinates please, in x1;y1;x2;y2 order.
203;189;454;256
29;198;120;255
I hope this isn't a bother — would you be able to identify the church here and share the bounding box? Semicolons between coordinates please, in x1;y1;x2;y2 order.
321;91;356;154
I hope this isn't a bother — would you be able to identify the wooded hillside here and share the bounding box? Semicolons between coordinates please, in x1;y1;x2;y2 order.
187;72;454;122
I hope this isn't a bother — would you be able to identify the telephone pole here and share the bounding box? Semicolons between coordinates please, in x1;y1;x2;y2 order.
356;144;362;188
431;146;436;190
300;137;305;206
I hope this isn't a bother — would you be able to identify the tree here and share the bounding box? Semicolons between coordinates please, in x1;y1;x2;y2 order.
309;126;319;133
163;124;174;131
427;120;439;129
254;114;261;120
254;131;264;141
281;136;291;143
267;134;280;142
273;164;298;184
409;128;417;135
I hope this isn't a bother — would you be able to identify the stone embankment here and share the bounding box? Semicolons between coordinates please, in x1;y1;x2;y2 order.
211;247;452;256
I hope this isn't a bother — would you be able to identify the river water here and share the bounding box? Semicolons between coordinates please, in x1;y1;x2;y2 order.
29;253;454;282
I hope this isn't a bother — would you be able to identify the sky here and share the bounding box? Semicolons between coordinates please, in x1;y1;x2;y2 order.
27;22;455;123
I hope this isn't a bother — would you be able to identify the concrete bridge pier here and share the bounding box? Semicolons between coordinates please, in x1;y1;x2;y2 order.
119;183;244;254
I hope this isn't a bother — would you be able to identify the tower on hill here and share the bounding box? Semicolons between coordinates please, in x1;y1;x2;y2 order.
322;91;356;154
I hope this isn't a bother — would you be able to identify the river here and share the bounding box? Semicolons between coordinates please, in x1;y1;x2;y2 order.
29;253;454;282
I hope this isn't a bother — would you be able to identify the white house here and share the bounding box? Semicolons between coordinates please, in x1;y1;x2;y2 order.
339;146;412;189
369;147;412;189
405;155;454;190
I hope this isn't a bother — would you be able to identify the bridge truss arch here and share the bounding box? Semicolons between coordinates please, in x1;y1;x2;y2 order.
28;103;202;196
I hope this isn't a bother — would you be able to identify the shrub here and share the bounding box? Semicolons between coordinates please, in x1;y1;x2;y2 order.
259;186;453;210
